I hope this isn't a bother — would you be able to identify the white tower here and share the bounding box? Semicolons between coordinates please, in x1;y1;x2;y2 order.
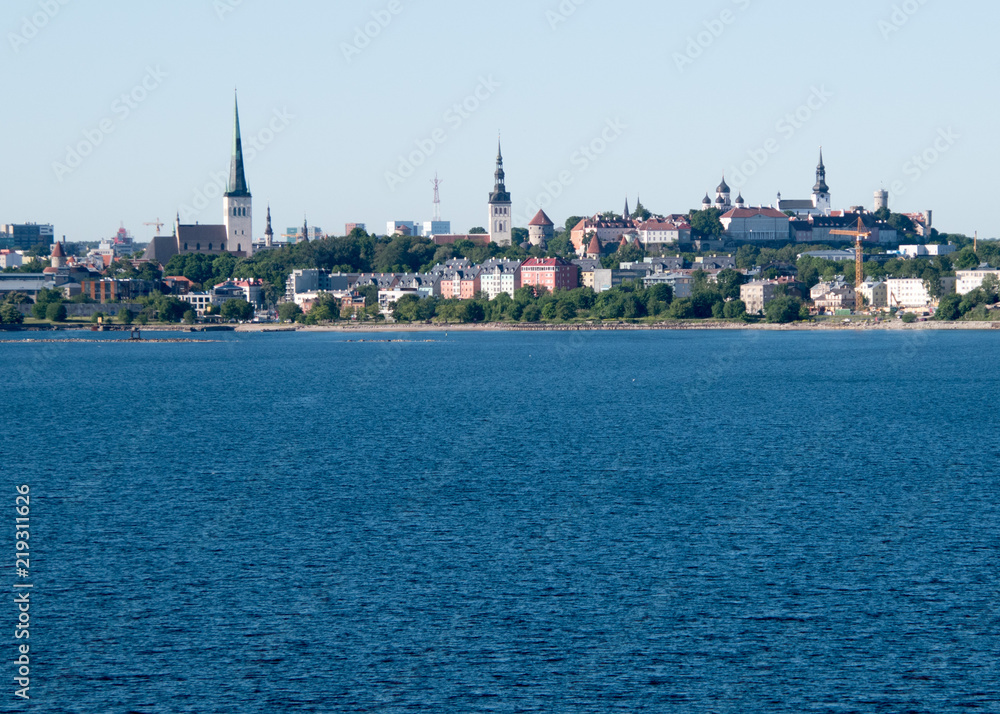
223;93;253;256
874;189;889;212
488;138;512;247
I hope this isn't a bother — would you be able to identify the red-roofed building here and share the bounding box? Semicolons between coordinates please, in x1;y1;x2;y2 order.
528;210;555;247
570;215;637;253
164;276;196;295
585;235;601;259
636;219;691;247
520;257;579;292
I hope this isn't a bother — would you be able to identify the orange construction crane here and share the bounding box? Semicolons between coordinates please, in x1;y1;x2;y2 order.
144;218;165;234
830;217;872;291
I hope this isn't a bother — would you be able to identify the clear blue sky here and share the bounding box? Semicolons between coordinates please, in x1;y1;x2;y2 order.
2;0;996;243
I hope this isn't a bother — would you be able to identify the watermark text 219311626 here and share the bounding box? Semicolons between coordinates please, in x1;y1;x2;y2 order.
13;485;32;701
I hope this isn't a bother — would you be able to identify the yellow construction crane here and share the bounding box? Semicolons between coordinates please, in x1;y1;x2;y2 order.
144;218;165;234
830;217;871;291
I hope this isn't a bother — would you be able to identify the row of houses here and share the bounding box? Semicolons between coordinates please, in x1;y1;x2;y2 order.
741;270;1000;316
285;258;581;313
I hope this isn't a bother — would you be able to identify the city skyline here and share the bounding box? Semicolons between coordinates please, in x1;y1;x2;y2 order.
2;0;995;242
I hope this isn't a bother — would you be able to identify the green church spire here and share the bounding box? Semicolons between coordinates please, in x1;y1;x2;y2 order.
226;92;251;197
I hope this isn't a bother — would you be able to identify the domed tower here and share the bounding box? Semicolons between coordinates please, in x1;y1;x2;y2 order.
735;193;746;209
716;175;732;209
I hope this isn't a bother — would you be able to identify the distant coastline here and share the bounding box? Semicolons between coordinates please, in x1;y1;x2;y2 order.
230;320;1000;334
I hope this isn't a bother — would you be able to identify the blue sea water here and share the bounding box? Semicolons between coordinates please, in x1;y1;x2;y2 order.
1;329;998;713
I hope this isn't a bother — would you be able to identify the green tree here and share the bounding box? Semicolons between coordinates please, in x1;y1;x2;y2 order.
468;227;487;234
689;208;724;237
723;299;747;319
952;247;980;271
45;303;67;322
220;299;254;322
182;310;196;324
90;312;107;324
278;303;303;323
668;298;694;319
936;294;962;321
715;269;746;300
117;308;134;325
0;304;24;325
764;296;803;324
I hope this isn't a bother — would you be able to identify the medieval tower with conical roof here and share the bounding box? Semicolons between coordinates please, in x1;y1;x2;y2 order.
224;93;253;255
488;138;512;247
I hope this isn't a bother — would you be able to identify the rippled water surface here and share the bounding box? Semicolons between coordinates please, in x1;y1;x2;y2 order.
2;330;998;713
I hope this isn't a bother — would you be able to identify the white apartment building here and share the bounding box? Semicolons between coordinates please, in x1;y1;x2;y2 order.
857;281;889;309
886;277;956;309
478;259;522;299
956;269;1000;295
740;280;779;315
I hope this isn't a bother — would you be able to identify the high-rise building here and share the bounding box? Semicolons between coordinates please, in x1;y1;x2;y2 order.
0;223;54;250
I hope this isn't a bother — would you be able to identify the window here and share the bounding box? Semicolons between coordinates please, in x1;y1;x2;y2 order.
196;243;200;250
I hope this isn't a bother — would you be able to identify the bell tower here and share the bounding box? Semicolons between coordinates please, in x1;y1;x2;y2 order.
223;92;253;255
488;137;512;247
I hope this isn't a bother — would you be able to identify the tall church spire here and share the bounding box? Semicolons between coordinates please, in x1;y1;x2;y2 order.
226;92;250;197
493;136;506;195
814;147;829;194
624;197;630;220
264;205;273;246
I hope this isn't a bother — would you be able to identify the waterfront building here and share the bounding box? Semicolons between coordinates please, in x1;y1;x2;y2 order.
643;272;694;298
520;257;578;293
741;280;780;315
857;281;889;309
478;259;522;300
886;277;957;309
813;285;857;313
956;269;1000;295
592;269;650;294
438;268;481;300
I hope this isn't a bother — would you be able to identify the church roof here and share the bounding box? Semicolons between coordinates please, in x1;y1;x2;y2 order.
225;94;251;198
51;241;65;258
144;235;180;266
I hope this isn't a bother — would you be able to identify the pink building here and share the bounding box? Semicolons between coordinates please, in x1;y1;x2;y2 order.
439;270;481;300
520;257;579;292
